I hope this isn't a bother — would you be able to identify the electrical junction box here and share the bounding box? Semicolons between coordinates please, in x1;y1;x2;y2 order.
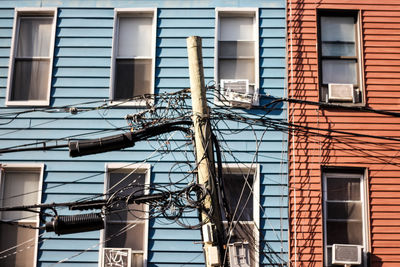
228;242;251;267
202;223;215;243
205;246;220;266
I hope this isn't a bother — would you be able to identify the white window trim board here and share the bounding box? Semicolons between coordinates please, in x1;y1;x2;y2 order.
99;163;151;267
0;163;44;267
109;8;157;107
356;11;365;104
5;8;57;107
322;171;369;266
214;7;259;106
221;163;260;266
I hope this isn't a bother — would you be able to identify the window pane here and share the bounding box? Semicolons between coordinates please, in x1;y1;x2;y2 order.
327;202;362;220
2;171;39;221
114;59;152;100
17;17;52;57
321;16;355;42
222;174;253;221
109;172;145;196
219;59;255;83
322;60;357;85
219;41;254;58
327;178;360;201
327;221;363;245
107;171;146;224
108;203;145;221
0;223;36;267
118;16;152;57
220;17;254;41
106;222;145;250
322;42;356;57
11;59;50;101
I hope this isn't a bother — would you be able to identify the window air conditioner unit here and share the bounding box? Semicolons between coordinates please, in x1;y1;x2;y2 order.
332;244;362;266
228;242;251;267
328;83;354;102
220;79;259;107
102;247;132;267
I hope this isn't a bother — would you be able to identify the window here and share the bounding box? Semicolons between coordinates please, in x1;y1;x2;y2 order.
318;11;363;104
215;8;259;106
110;9;156;105
0;164;43;267
102;164;150;267
221;166;259;267
322;170;368;266
6;8;57;106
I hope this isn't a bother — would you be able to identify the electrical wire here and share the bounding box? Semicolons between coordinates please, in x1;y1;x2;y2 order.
4;84;400;266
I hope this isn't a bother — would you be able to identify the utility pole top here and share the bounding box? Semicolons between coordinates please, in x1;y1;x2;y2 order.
187;36;208;117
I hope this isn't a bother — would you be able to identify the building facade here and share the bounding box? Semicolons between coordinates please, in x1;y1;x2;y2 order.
288;1;400;266
0;1;287;266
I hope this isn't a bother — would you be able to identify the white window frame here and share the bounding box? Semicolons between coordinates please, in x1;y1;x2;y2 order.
0;163;44;267
322;171;369;267
221;163;260;266
100;163;151;267
214;8;259;106
6;8;57;107
109;8;157;107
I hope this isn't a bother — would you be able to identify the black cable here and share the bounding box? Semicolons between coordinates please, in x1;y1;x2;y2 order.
0;220;44;230
267;96;400;118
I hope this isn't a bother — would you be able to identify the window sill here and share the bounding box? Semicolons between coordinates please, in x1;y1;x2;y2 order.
319;101;366;109
214;98;255;109
5;100;50;107
109;98;154;108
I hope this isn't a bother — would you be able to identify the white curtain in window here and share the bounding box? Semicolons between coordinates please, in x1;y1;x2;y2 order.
17;18;52;57
12;59;50;100
2;171;39;221
11;16;52;101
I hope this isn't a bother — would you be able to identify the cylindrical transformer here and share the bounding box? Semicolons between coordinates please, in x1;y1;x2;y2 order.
45;213;104;235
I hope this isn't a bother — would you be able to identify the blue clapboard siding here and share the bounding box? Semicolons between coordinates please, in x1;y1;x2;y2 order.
0;1;287;266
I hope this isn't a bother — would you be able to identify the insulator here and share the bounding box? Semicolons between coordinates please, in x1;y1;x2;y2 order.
45;213;104;235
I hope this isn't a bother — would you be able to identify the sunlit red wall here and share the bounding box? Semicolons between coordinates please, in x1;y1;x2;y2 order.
287;1;400;266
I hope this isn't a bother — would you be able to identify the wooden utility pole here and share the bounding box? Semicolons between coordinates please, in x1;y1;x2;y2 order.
187;36;225;266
